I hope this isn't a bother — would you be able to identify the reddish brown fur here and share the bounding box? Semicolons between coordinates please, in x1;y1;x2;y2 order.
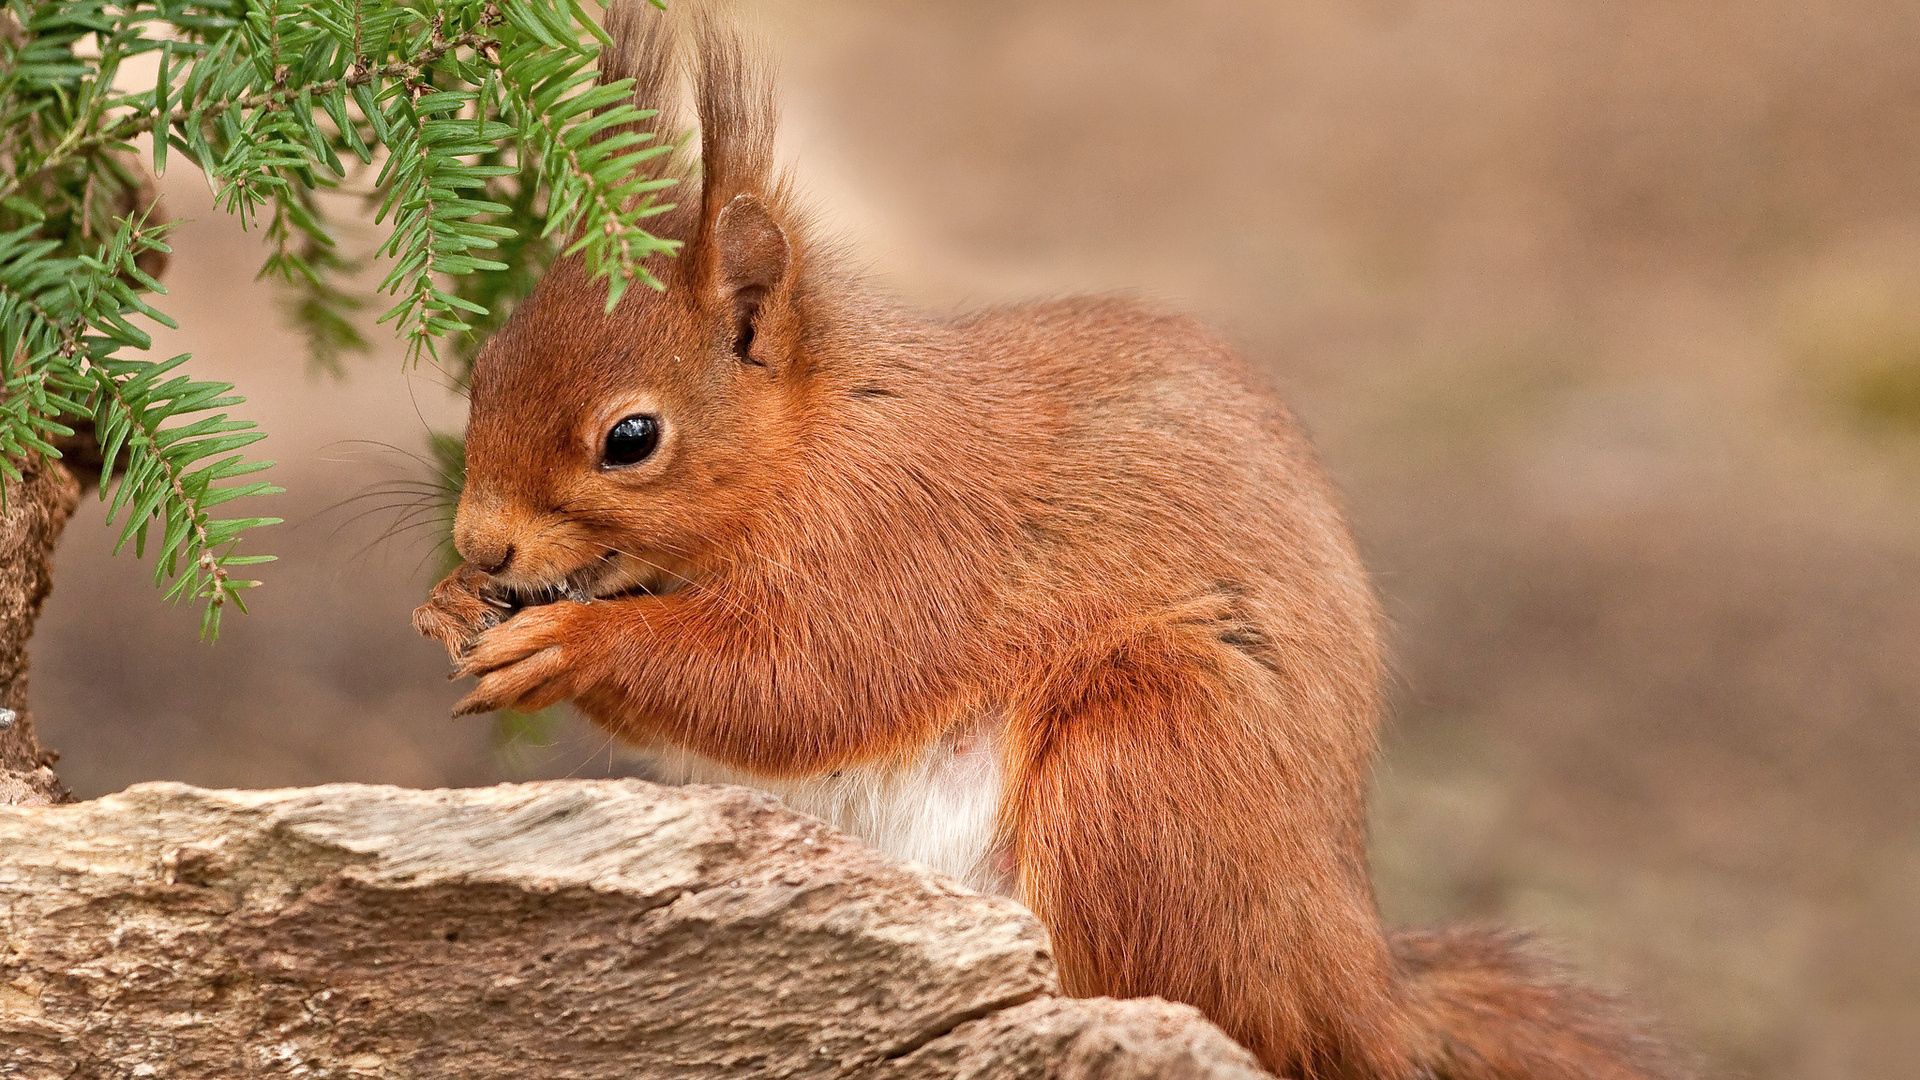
1393;929;1694;1080
414;6;1690;1078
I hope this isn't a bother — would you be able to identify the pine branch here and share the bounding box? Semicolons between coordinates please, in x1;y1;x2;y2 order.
0;28;498;204
495;42;679;308
0;217;279;636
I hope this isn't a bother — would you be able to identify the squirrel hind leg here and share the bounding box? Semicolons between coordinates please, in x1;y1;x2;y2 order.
1003;620;1421;1080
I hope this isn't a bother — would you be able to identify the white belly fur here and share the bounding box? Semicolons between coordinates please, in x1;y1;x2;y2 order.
645;728;1010;896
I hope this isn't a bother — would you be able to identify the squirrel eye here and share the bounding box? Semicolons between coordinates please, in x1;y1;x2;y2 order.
602;414;661;468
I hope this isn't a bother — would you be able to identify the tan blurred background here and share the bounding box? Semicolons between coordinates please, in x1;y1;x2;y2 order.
31;2;1920;1077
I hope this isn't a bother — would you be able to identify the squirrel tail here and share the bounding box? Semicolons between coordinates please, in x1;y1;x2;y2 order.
1391;926;1695;1080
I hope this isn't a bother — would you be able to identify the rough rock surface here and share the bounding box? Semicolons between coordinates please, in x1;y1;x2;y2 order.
0;780;1268;1079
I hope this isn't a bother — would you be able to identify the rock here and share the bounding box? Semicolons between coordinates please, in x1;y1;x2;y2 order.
0;780;1267;1079
898;996;1273;1079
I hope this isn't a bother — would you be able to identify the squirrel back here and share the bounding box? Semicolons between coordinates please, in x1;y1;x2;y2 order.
419;6;1694;1079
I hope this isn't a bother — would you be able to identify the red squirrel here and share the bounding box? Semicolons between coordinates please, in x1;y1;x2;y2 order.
413;6;1688;1078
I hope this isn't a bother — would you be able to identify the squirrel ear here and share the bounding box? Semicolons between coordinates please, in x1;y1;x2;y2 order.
706;193;791;366
712;193;789;299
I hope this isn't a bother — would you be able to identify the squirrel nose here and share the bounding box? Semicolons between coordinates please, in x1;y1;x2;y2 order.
472;544;515;575
454;525;515;575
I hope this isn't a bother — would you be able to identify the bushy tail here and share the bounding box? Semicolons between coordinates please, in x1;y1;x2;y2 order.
1392;927;1695;1080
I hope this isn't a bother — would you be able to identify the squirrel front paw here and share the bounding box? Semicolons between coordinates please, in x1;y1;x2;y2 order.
450;602;600;717
412;564;508;661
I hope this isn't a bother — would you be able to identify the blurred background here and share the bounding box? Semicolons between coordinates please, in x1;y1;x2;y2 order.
31;2;1920;1077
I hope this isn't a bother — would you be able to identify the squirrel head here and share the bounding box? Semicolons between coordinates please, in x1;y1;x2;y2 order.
453;4;806;602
